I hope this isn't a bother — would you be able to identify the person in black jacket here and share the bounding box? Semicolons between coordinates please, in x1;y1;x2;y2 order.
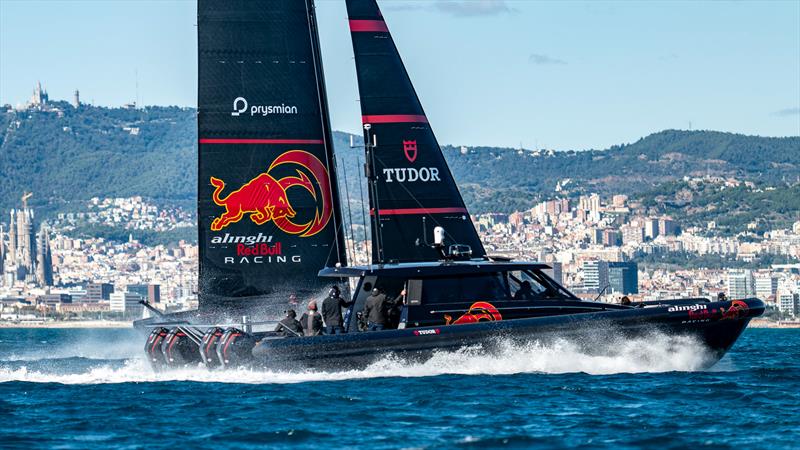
363;288;406;331
299;301;324;336
274;309;303;337
321;285;353;335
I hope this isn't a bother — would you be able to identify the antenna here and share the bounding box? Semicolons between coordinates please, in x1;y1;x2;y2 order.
339;156;357;265
356;156;369;264
363;123;385;263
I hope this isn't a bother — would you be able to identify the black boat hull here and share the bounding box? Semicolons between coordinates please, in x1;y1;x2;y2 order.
251;298;764;371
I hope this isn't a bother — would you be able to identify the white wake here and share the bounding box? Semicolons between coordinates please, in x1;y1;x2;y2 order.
0;332;713;385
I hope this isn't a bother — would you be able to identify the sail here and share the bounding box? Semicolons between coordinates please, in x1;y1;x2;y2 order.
346;0;486;264
198;0;347;317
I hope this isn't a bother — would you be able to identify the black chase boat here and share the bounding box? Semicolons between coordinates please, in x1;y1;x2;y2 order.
140;0;764;371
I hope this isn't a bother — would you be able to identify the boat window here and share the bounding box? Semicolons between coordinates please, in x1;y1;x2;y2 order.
509;269;578;300
421;273;509;304
509;270;549;299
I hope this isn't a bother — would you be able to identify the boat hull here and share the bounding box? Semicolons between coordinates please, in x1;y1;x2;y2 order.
251;298;764;371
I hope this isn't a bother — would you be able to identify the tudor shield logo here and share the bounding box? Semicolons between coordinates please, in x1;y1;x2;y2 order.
403;140;418;163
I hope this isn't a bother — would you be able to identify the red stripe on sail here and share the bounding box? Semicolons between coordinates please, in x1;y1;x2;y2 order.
199;138;324;145
349;20;389;32
371;207;469;216
361;115;428;124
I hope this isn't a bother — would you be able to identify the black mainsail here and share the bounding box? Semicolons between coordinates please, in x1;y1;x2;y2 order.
346;0;486;264
198;0;346;318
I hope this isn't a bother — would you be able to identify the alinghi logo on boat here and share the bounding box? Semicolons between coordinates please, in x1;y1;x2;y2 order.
231;97;298;117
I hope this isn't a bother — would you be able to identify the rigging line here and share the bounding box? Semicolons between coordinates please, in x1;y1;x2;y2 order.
356;155;370;264
339;156;357;264
365;127;385;263
306;0;344;265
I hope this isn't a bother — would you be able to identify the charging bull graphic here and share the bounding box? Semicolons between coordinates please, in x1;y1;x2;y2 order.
720;300;749;321
444;301;503;325
210;150;333;237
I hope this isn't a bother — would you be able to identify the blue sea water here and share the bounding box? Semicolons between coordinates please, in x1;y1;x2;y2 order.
0;327;798;449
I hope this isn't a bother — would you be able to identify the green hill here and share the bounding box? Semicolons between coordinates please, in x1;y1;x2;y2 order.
1;104;797;219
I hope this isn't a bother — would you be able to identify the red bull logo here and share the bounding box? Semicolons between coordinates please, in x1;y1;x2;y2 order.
444;301;503;325
210;150;333;237
721;300;749;321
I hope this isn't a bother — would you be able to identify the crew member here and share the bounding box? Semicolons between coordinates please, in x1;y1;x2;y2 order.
620;296;631;306
717;292;728;302
300;300;324;336
274;309;303;337
322;285;353;335
514;281;535;300
363;288;406;331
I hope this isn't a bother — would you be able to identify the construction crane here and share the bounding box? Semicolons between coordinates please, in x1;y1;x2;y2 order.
21;192;33;210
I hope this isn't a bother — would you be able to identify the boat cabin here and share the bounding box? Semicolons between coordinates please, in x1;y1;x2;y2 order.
320;260;624;332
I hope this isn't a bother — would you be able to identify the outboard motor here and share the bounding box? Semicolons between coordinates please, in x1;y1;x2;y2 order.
200;327;225;369
161;327;202;368
144;327;169;372
217;328;256;369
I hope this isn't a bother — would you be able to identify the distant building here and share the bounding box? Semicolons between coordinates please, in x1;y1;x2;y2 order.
777;292;798;316
658;217;678;236
645;219;660;240
29;81;49;107
85;283;114;302
0;225;5;275
35;224;53;286
754;275;778;301
4;196;48;285
109;292;144;315
591;228;603;245
73;89;80;108
602;229;621;247
621;224;645;245
543;262;563;286
608;262;639;295
727;270;754;299
583;260;609;293
40;293;72;306
127;284;161;304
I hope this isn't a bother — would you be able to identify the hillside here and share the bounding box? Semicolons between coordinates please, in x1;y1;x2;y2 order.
1;104;797;220
0;102;196;215
444;130;799;213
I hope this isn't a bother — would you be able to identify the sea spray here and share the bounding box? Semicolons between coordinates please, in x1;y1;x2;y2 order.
0;331;712;385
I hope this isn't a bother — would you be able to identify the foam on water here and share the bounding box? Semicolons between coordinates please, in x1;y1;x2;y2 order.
0;331;712;385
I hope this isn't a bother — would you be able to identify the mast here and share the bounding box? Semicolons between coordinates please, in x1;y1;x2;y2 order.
197;0;347;319
346;0;486;264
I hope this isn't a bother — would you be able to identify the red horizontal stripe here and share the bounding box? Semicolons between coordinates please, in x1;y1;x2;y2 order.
349;19;389;32
199;138;323;145
371;207;469;216
361;115;428;124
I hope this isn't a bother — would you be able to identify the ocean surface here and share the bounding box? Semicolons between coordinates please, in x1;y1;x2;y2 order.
0;327;798;449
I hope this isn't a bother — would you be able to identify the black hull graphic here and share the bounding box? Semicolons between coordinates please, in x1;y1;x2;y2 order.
250;298;764;371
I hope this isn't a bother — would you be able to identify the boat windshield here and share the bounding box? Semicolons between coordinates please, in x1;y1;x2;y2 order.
508;269;578;300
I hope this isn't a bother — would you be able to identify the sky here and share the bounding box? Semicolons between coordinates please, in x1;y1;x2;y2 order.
0;0;798;150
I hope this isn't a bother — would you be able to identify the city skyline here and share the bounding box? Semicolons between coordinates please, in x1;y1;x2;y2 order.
1;0;798;150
